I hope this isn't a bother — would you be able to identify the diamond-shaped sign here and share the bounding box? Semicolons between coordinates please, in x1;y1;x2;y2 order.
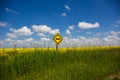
53;33;63;45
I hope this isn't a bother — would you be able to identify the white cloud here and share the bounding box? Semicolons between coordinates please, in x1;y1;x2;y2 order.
5;38;14;42
0;41;4;44
68;25;74;30
24;38;34;42
86;32;92;34
109;31;120;36
79;36;86;40
41;38;50;41
104;35;118;41
32;25;59;35
12;26;33;36
66;29;71;35
37;33;46;37
7;33;17;38
6;38;35;47
16;38;35;43
3;33;120;48
112;19;120;27
32;25;51;32
112;24;120;27
36;41;42;45
7;26;33;38
79;37;100;46
103;31;120;45
103;35;120;45
5;8;19;14
49;29;59;35
61;13;67;16
65;5;71;10
116;20;120;24
60;36;102;47
16;40;23;44
0;21;10;27
78;22;100;29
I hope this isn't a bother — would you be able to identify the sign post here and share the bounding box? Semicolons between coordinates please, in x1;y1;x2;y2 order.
56;44;58;52
53;33;63;52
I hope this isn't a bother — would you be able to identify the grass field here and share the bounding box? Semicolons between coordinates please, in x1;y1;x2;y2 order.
0;46;120;80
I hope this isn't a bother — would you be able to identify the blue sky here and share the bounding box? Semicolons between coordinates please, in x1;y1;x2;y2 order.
0;0;120;47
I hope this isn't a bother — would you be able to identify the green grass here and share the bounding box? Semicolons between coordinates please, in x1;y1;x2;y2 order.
0;47;120;80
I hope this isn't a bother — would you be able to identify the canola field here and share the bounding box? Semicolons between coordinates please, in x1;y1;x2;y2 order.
0;46;120;80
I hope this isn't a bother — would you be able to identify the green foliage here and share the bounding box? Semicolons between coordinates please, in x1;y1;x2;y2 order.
0;47;120;80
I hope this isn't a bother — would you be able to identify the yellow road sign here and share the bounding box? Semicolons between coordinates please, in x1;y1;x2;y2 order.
53;33;63;45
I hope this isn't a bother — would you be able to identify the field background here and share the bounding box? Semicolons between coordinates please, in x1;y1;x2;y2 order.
0;46;120;80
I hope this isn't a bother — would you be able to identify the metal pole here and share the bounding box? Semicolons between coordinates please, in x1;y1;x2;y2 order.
56;44;58;53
